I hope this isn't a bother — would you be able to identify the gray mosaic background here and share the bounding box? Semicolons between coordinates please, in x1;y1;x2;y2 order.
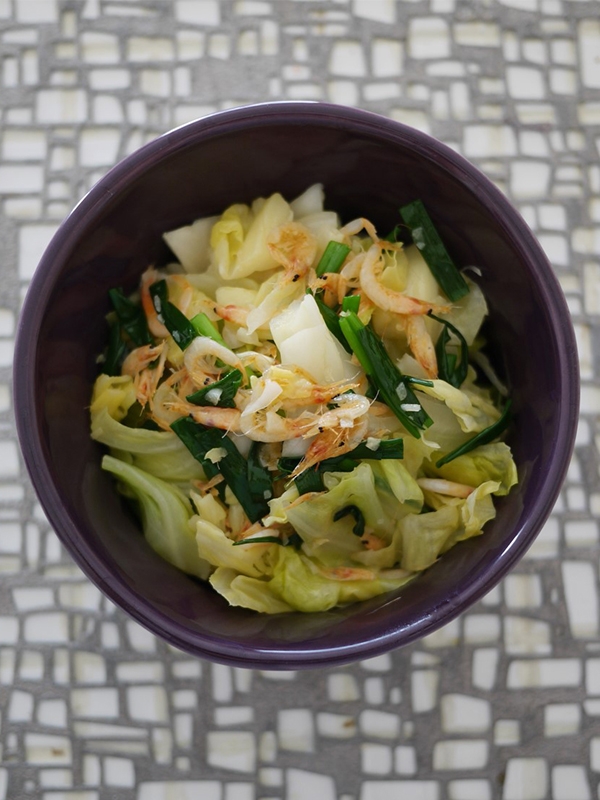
1;1;599;798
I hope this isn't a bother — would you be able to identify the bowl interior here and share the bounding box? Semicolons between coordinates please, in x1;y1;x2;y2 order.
19;105;577;667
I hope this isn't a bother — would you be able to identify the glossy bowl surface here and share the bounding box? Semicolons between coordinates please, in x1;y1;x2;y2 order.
14;103;579;668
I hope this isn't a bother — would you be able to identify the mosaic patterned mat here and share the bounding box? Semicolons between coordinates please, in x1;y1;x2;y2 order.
1;1;599;798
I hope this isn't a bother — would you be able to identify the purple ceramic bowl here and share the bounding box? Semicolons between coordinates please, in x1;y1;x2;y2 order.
14;103;579;668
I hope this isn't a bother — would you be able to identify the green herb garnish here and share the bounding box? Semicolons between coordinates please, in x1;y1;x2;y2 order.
333;505;366;536
309;289;352;353
400;200;469;302
171;418;272;522
190;312;227;347
108;288;152;347
186;370;243;408
429;312;469;388
150;280;197;351
435;400;513;467
339;311;432;438
316;241;351;277
341;294;360;314
102;318;127;376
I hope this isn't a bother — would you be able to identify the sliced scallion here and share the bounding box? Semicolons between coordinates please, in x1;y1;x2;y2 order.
435;400;513;468
171;418;271;522
341;294;360;314
429;312;469;388
333;505;366;536
190;312;227;347
186;370;243;408
233;536;283;546
109;288;152;347
308;289;352;353
339;311;432;438
102;318;127;376
400;200;469;302
150;280;197;351
294;467;324;494
315;241;351;277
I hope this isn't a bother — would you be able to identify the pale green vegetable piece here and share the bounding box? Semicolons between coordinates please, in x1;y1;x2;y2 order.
102;455;211;580
245;272;304;334
442;276;488;346
298;211;343;261
418;376;500;434
267;548;413;613
91;407;204;483
194;518;276;579
376;459;424;510
270;293;361;384
91;374;137;422
211;193;293;280
433;443;518;496
400;505;461;572
459;480;499;538
290;183;325;218
163;215;218;274
210;567;294;614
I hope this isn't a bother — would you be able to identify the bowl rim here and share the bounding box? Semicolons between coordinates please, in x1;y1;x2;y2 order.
14;101;580;668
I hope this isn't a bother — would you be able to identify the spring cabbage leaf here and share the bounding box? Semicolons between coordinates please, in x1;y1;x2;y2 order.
102;455;211;580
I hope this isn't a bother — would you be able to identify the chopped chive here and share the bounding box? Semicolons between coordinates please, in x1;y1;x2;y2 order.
342;294;361;314
435;400;513;468
294;467;324;494
383;223;403;243
308;289;352;353
171;418;271;522
333;505;366;536
315;241;351;277
246;442;274;506
190;312;227;347
233;536;283;546
429;312;469;388
150;280;198;351
339;311;432;438
102;318;127;376
186;370;243;408
406;377;435;388
109;288;152;347
278;437;404;478
400;200;470;302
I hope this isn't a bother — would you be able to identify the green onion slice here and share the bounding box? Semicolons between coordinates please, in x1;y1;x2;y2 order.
315;241;351;277
186;370;243;408
435;400;513;467
341;294;360;314
171;418;272;523
308;289;352;353
102;318;127;376
232;536;283;546
400;200;470;302
339;311;432;438
333;505;366;536
150;280;197;351
109;288;152;347
294;467;325;494
278;437;404;477
429;312;469;388
190;312;227;347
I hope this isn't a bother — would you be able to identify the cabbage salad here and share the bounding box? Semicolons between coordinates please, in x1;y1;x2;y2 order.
90;184;517;614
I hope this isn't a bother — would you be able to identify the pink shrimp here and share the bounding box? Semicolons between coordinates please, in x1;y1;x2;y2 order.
121;343;167;406
360;243;449;316
140;267;169;338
